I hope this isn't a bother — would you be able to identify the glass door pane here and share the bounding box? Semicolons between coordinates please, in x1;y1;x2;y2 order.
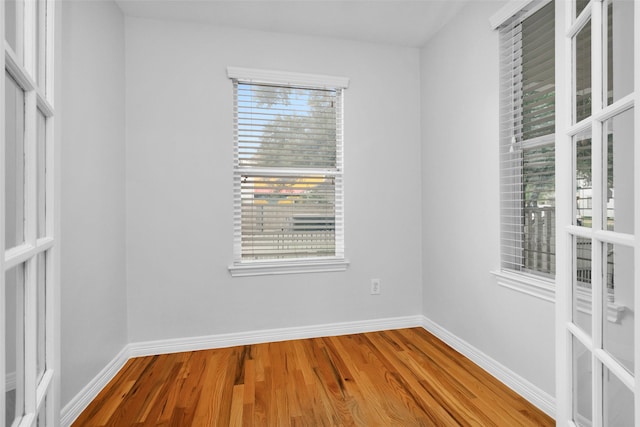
603;366;634;426
606;0;634;106
573;336;593;426
35;0;48;91
5;265;25;426
604;108;634;233
603;243;634;374
36;253;47;383
574;236;593;335
5;72;26;249
37;397;47;427
575;130;593;227
4;0;18;55
575;19;592;123
37;109;47;238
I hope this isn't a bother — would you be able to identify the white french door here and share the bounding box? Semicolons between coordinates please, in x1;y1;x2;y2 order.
2;1;57;426
556;0;639;425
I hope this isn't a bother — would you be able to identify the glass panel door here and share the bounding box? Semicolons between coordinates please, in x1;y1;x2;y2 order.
2;1;56;425
559;1;638;425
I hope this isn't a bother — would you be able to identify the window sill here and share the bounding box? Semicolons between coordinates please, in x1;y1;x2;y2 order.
229;258;350;277
491;270;627;323
491;269;555;303
574;286;627;324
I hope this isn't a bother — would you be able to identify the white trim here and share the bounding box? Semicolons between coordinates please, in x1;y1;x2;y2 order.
490;0;535;29
129;315;422;357
61;315;556;425
228;258;350;277
61;315;422;425
59;346;130;427
4;42;36;92
492;269;556;302
227;66;349;89
421;316;556;418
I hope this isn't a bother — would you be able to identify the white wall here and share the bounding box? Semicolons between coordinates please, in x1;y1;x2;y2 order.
124;18;423;342
60;0;128;406
420;1;555;397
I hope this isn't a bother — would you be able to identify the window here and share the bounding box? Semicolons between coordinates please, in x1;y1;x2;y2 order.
227;68;349;277
497;1;556;288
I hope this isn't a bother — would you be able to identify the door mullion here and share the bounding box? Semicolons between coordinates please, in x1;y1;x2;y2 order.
590;1;605;425
1;1;7;425
23;46;39;419
634;0;640;422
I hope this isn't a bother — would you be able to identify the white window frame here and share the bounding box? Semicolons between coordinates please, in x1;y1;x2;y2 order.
226;67;350;277
491;0;558;301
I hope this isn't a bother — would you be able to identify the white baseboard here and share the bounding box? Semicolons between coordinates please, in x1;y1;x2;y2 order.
60;314;555;425
420;316;556;418
128;315;425;357
60;345;131;427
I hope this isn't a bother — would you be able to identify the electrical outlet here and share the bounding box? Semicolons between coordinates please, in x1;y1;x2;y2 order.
371;278;381;295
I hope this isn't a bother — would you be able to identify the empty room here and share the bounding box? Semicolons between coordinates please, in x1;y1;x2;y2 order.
2;0;639;425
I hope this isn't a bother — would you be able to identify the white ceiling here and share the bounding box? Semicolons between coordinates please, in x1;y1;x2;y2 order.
115;0;469;48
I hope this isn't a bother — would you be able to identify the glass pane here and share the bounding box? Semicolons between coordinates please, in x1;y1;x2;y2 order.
5;0;18;55
5;72;26;249
606;0;634;106
37;109;47;238
35;0;41;87
5;265;26;426
37;253;47;383
603;243;634;374
603;366;634;426
575;20;592;123
604;108;634;233
523;144;555;275
36;0;48;90
574;236;593;335
573;336;592;426
37;397;47;427
576;0;590;18
241;175;336;260
236;83;338;169
575;130;593;227
521;1;555;141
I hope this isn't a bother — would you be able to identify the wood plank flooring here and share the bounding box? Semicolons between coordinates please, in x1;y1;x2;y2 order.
72;328;554;426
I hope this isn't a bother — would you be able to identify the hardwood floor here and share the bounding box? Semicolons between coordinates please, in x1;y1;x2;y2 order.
72;328;554;426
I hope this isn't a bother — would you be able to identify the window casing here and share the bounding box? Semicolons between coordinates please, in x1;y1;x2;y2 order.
227;67;349;277
498;0;556;285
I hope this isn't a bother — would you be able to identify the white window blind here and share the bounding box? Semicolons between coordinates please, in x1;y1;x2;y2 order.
499;0;556;277
230;71;346;266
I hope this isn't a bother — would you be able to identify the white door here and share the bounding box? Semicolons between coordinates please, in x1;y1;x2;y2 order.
556;0;639;425
2;1;57;426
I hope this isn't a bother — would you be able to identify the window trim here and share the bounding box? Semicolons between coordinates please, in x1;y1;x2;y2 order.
491;269;556;302
229;257;350;278
493;0;558;297
227;67;350;277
